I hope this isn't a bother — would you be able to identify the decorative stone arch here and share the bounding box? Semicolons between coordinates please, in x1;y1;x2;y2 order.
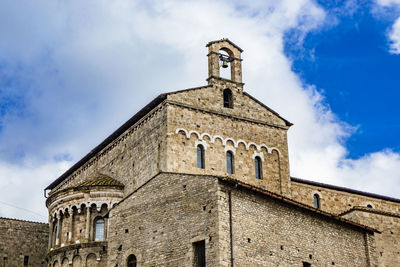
53;260;59;267
246;142;259;151
57;209;64;217
311;191;322;199
252;151;265;161
223;137;236;147
224;146;236;155
188;130;201;139
72;255;82;267
195;140;208;150
236;140;247;150
64;207;70;215
86;253;98;267
200;132;212;141
61;257;69;267
259;144;271;153
79;203;87;212
270;147;281;156
211;135;224;144
175;128;189;139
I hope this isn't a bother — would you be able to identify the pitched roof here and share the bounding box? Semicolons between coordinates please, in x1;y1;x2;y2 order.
291;177;400;204
46;86;291;191
339;206;400;218
45;93;167;190
73;173;124;189
243;92;292;126
0;216;48;225
206;38;244;52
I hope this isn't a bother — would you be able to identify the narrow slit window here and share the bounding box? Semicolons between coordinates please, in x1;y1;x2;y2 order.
313;194;320;209
24;256;29;266
223;89;233;108
94;218;105;241
226;151;234;174
193;240;206;267
197;145;205;169
255;156;262;179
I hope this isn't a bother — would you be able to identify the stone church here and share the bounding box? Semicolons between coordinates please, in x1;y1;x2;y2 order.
1;39;400;266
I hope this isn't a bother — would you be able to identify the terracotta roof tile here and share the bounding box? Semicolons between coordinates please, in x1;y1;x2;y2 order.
74;173;124;189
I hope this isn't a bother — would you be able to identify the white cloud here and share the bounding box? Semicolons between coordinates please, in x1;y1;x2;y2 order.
388;17;400;53
374;0;400;54
376;0;400;5
0;0;399;221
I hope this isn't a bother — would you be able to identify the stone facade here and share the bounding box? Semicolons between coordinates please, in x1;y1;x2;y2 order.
107;173;220;266
217;182;377;267
0;217;48;266
291;178;400;214
40;38;399;266
341;207;400;267
107;172;378;266
2;38;399;266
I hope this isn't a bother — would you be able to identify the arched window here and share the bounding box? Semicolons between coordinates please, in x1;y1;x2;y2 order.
223;89;233;108
127;254;137;267
226;151;234;174
367;204;373;208
94;218;105;241
197;144;205;169
313;194;320;209
255;156;262;179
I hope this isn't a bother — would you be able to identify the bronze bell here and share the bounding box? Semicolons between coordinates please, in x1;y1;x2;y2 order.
222;60;229;68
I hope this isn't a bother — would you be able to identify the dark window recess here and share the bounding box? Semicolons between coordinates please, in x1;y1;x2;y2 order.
127;254;137;267
226;151;234;174
193;240;206;267
255;156;262;179
303;262;311;267
223;89;233;108
24;256;29;266
197;145;205;169
313;194;320;209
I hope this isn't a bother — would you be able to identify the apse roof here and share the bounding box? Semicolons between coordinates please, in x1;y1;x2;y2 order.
73;173;124;189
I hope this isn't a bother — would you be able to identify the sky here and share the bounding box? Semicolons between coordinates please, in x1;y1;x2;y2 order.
0;0;400;222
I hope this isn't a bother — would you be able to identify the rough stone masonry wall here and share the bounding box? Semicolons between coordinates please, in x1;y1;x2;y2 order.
51;103;168;196
167;85;287;127
107;173;220;267
166;100;291;196
291;181;400;215
342;208;400;267
217;183;378;267
0;218;48;267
